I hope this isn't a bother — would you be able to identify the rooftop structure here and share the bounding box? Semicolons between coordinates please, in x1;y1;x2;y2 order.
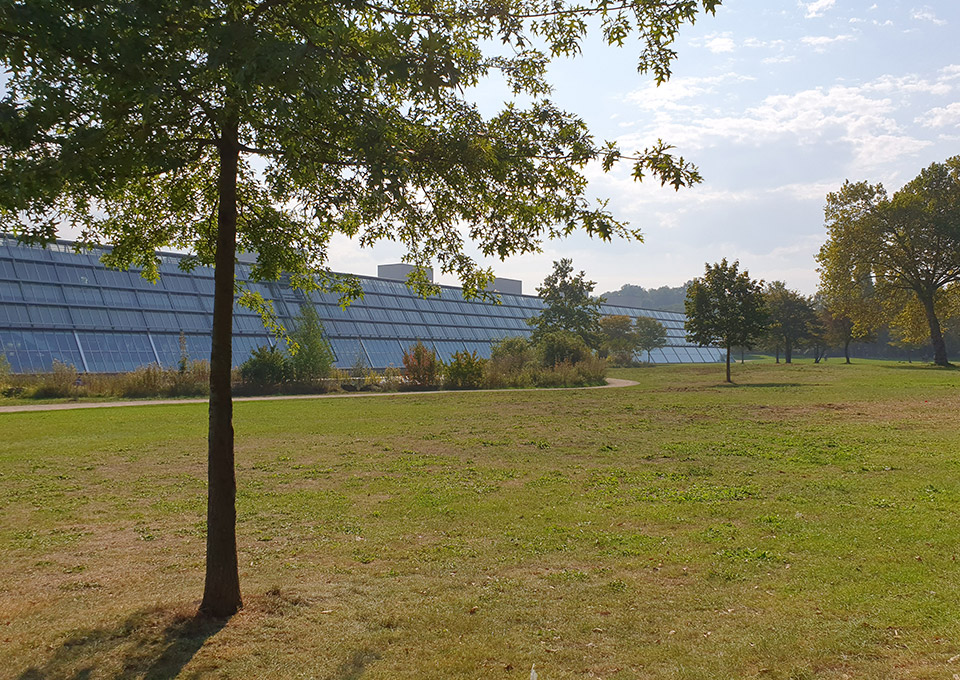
0;236;722;373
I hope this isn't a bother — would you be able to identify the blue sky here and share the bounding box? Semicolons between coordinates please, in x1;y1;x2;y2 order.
334;0;960;296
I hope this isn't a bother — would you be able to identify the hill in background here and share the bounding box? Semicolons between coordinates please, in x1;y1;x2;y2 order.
601;282;691;313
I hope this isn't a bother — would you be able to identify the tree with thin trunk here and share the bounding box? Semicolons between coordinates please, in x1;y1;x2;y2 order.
684;259;766;383
817;158;960;367
634;315;667;363
0;0;718;617
762;281;816;364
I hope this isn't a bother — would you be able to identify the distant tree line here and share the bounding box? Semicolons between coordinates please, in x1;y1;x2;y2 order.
602;282;691;313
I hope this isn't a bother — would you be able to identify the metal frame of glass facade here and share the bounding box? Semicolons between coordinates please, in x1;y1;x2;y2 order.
0;236;723;373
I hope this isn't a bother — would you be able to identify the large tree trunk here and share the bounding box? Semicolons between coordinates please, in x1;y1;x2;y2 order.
199;119;242;618
725;345;731;383
919;292;949;367
785;338;792;364
844;338;851;364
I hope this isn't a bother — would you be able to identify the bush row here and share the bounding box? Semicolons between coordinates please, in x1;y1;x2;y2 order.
0;331;607;401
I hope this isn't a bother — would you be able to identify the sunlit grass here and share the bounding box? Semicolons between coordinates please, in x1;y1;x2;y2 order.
2;360;959;678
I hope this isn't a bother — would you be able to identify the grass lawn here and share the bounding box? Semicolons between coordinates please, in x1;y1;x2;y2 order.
2;360;960;679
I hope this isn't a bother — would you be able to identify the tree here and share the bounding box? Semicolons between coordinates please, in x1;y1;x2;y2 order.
684;259;766;382
634;315;667;363
813;292;878;364
816;158;960;367
529;259;605;349
599;314;638;364
287;305;334;383
0;0;718;617
762;281;816;364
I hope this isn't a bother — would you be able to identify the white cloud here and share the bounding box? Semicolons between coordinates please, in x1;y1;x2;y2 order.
916;102;960;128
800;34;855;50
911;7;946;25
623;73;754;112
705;36;736;53
800;0;836;19
620;72;942;174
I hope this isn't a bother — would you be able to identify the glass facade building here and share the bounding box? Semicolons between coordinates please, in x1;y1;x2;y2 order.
0;236;722;373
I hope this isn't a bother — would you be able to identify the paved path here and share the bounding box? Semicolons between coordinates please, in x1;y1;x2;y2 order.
0;377;640;414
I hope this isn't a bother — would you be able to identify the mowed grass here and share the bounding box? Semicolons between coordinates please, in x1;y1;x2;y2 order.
2;361;960;679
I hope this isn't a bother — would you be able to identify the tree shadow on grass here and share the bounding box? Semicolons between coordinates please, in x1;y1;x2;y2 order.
715;382;805;388
882;362;958;371
16;606;227;680
329;649;382;680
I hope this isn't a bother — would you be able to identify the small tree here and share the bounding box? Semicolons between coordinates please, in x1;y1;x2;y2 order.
599;315;640;365
445;351;486;389
239;345;288;391
402;342;442;390
685;259;767;382
529;259;605;349
288;305;334;384
763;282;817;364
634;316;667;363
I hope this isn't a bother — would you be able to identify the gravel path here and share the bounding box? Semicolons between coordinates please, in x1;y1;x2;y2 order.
0;377;640;414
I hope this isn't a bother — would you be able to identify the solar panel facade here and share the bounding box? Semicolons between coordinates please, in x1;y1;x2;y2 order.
0;236;723;373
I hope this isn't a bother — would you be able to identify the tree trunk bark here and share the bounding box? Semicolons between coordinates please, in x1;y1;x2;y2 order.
919;292;949;367
785;338;792;364
844;338;851;364
199;118;243;618
725;345;731;383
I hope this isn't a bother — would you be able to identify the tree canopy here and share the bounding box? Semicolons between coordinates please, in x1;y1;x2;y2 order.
684;259;766;382
817;158;960;366
0;0;719;616
762;281;816;364
529;258;605;348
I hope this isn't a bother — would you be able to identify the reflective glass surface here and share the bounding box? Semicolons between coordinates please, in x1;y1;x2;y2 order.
0;236;722;372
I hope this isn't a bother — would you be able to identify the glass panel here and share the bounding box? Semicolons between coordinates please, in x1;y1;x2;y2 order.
329;338;367;369
68;307;111;327
136;289;171;309
106;309;145;329
0;258;15;279
55;265;95;285
62;285;104;305
78;332;158;372
100;288;138;306
0;330;84;373
360;339;404;368
0;280;22;301
0;303;30;324
169;293;204;311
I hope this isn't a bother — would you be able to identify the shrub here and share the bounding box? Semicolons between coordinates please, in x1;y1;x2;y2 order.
0;352;9;390
169;360;210;396
402;341;442;389
377;366;405;392
445;350;486;389
29;360;81;399
535;330;592;367
239;345;289;392
117;364;167;398
484;336;534;388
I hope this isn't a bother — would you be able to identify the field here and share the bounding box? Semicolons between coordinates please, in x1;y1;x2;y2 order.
2;361;960;679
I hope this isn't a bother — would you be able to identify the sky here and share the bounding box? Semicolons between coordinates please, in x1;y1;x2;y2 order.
328;0;960;296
